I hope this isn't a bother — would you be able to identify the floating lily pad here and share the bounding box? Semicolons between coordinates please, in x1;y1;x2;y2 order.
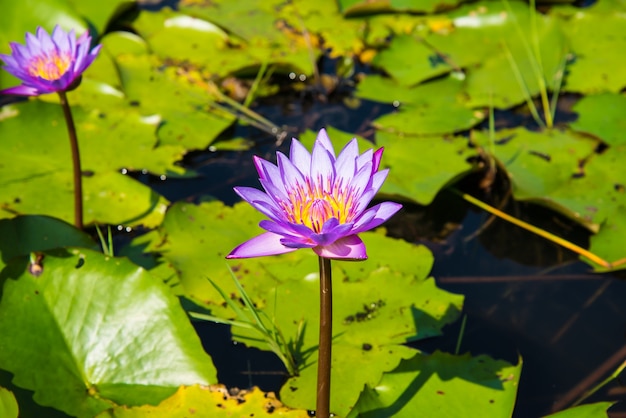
116;53;237;150
559;3;626;94
0;100;173;227
97;385;310;418
376;131;475;205
571;93;626;147
542;402;613;418
339;0;466;15
348;351;521;418
0;248;217;418
0;0;86;56
0;387;18;418
372;34;453;86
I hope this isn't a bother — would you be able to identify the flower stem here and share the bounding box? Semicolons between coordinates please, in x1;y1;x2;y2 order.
57;91;83;230
316;256;332;418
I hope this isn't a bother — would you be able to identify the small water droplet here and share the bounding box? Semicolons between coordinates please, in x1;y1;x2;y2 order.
141;169;148;175
117;225;123;231
288;72;296;80
392;100;400;108
120;168;128;175
160;174;167;181
298;74;307;81
125;226;132;232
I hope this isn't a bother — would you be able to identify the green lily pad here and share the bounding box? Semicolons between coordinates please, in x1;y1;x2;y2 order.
423;1;567;109
376;131;475;205
372;34;453;86
0;100;173;227
97;385;310;418
571;93;626;147
0;248;217;418
0;387;18;418
0;0;86;55
0;215;95;272
66;0;134;34
542;402;613;418
116;53;237;150
339;0;465;15
348;351;521;418
357;74;484;135
559;3;626;94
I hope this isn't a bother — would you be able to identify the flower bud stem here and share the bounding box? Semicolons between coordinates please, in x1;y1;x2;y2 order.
58;91;83;229
316;256;332;418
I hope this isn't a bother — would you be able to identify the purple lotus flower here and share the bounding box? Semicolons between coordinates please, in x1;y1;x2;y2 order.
0;25;101;96
227;129;402;260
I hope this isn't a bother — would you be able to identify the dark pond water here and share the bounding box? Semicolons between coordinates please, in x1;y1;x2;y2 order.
136;75;626;417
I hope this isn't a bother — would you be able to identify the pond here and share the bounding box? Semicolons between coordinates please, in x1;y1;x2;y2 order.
0;0;624;417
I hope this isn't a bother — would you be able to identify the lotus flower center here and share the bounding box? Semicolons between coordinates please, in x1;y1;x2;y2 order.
28;52;72;81
284;182;353;233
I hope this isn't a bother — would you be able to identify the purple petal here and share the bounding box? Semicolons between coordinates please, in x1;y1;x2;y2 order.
315;128;336;158
310;137;335;192
372;148;384;171
277;151;306;189
51;25;71;51
309;219;354;245
253;155;277;180
368;168;389;197
347;161;374;202
289;139;312;174
0;85;41;96
352;202;402;233
227;232;297;258
259;219;313;238
234;186;280;212
356;149;373;172
335;139;358;177
259;178;289;204
313;235;367;260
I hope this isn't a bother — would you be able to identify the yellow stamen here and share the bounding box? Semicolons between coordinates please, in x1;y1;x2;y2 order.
28;52;72;81
282;178;354;233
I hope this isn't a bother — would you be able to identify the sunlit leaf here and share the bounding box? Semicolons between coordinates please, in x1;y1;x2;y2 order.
571;93;626;147
349;351;521;418
376;131;475;205
97;385;310;418
0;100;173;227
541;402;613;418
0;248;217;418
559;3;626;94
0;387;18;418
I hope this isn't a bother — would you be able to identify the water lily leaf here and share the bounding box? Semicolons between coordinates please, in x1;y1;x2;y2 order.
559;3;626;94
376;131;475;205
0;215;95;272
134;6;313;76
66;0;134;34
339;0;466;15
116;53;236;150
0;100;173;227
0;248;217;418
349;351;521;418
423;1;567;109
587;204;626;272
0;387;18;418
571;93;626;147
279;0;366;58
372;34;453;86
0;0;86;55
281;345;417;416
542;402;613;418
97;385;310;418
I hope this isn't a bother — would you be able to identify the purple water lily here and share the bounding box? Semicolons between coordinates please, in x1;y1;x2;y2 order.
0;25;101;96
227;129;402;260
